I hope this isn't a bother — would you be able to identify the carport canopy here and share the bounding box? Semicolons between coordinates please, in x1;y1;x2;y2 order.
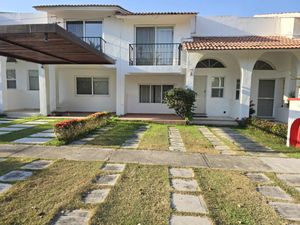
0;23;115;64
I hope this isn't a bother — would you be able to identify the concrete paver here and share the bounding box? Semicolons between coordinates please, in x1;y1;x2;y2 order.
170;215;213;225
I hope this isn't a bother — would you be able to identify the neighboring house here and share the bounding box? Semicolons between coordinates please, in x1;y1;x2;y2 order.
0;5;300;123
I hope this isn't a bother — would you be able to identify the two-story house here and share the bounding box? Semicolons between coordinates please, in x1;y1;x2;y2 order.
0;4;300;123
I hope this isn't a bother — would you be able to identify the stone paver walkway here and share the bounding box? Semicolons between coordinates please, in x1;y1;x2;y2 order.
54;210;91;225
0;183;12;194
257;186;293;201
269;202;300;222
198;126;234;155
122;125;149;149
54;163;127;224
169;167;212;225
212;128;284;157
0;170;33;182
249;171;300;222
168;127;185;152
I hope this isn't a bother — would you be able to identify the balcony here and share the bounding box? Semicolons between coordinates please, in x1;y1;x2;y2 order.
129;43;182;66
80;37;106;52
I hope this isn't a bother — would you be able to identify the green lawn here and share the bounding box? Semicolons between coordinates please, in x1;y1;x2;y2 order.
177;125;217;153
0;158;293;225
138;124;169;150
235;126;300;158
0;117;64;144
0;159;102;225
194;169;283;225
91;164;171;225
89;121;145;148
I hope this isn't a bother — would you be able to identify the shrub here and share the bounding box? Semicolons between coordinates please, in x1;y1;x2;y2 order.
54;112;111;143
249;117;287;139
164;88;197;121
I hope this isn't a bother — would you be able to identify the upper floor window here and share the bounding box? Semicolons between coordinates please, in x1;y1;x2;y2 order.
254;60;275;70
134;26;174;66
6;69;16;89
66;21;102;38
196;59;225;68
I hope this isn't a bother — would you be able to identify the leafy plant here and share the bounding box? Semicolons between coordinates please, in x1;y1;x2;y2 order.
164;88;197;121
54;112;111;143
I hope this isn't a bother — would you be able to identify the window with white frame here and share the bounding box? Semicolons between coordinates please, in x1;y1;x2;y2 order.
139;85;174;103
76;77;109;95
6;69;16;89
235;79;240;100
28;70;39;91
211;77;224;98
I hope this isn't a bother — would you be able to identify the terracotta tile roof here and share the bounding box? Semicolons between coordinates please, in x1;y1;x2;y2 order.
183;36;300;50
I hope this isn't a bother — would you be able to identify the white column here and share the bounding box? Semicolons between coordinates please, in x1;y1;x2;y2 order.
116;65;125;115
48;65;57;112
0;57;7;113
185;68;195;90
238;60;255;119
185;52;203;90
38;65;50;116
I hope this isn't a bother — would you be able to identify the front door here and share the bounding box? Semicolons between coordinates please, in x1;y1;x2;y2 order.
194;76;207;114
257;79;275;117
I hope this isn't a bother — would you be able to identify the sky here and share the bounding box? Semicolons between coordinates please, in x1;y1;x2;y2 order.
1;0;300;16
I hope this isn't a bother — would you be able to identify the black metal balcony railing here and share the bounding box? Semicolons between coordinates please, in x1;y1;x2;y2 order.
129;43;182;66
80;37;106;52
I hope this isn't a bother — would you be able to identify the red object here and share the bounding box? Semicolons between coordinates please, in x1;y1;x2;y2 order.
290;118;300;147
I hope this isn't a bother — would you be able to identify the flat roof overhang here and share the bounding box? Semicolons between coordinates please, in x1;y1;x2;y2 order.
0;23;115;64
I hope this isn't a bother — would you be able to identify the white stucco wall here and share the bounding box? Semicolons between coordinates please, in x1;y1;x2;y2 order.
6;60;40;111
125;74;184;114
195;16;280;37
56;67;116;112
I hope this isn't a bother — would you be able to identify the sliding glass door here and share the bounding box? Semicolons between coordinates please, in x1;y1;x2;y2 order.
135;26;174;65
66;21;102;50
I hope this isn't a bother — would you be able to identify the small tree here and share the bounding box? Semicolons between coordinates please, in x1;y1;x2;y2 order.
165;88;197;120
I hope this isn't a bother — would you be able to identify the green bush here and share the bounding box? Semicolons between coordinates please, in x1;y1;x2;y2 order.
249;117;287;139
164;88;197;121
54;112;111;143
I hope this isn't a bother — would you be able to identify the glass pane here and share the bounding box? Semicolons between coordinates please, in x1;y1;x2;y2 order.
136;27;155;65
29;70;39;91
236;79;240;89
258;80;275;98
151;85;162;103
220;77;224;87
140;85;150;103
93;78;109;95
7;80;16;89
212;88;223;98
156;27;174;65
257;99;274;117
211;77;219;87
6;70;16;79
77;78;92;95
66;21;84;37
85;21;102;37
236;90;240;100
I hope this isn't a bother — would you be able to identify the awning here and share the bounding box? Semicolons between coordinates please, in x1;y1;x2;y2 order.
0;24;115;64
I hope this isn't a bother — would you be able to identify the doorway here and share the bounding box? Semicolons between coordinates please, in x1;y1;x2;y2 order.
194;76;207;114
257;79;275;117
